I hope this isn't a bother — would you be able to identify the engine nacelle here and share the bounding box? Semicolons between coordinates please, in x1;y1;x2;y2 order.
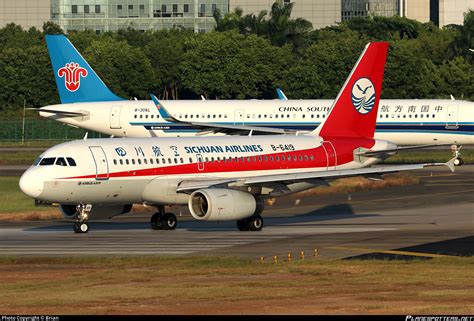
188;189;263;221
59;204;133;220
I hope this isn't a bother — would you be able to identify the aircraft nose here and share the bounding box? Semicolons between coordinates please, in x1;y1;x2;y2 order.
19;169;43;198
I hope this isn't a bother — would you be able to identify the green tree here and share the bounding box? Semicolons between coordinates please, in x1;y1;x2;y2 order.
446;10;474;63
179;31;293;99
0;46;58;109
383;39;439;98
84;38;155;99
144;29;194;99
301;29;369;98
0;23;42;51
436;56;474;100
267;0;312;49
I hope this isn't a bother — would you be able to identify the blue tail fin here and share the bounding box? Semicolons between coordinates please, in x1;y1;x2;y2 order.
45;34;124;104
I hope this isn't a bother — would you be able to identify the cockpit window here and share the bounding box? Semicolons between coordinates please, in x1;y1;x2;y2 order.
56;157;67;166
39;158;56;166
67;157;77;166
33;158;42;166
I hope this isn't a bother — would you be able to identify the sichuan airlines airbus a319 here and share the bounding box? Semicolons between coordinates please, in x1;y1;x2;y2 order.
39;35;474;165
20;42;454;233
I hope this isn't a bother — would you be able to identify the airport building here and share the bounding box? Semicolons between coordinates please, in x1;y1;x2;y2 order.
0;0;472;32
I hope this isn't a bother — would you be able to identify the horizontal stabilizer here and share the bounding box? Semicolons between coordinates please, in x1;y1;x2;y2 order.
35;108;87;117
355;143;453;157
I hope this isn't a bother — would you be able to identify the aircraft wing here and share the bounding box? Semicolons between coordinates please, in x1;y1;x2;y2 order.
355;143;453;157
175;158;455;193
150;94;295;135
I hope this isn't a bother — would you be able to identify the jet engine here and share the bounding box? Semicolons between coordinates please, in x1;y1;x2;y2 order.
188;189;263;221
59;204;133;220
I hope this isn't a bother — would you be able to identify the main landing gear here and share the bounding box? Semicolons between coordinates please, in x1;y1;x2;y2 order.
452;145;464;166
236;214;264;232
73;204;91;233
150;205;177;230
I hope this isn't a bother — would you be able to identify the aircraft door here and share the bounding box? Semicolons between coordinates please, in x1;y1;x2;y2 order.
446;105;459;129
110;105;122;129
322;141;337;170
196;154;204;171
89;146;109;180
234;109;245;125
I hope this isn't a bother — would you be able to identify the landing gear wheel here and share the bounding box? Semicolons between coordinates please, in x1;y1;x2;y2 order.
454;158;464;166
162;213;177;230
79;222;89;233
248;215;263;232
150;212;163;230
237;219;250;231
73;222;89;233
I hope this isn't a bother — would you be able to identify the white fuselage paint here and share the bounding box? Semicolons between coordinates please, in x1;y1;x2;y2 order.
39;99;474;145
20;135;392;206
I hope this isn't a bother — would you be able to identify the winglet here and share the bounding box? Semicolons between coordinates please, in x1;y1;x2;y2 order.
426;157;456;173
276;88;288;101
150;94;175;122
444;157;456;173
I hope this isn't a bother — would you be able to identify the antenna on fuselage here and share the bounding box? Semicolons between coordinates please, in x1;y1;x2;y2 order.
83;132;88;140
450;95;455;100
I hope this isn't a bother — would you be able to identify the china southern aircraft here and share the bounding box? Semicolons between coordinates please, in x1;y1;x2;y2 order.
21;42;454;233
40;35;473;165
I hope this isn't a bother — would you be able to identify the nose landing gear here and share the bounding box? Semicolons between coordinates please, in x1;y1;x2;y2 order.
451;145;464;166
73;204;91;233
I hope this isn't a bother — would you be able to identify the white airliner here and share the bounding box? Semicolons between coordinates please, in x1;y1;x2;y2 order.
21;42;454;233
40;35;474;165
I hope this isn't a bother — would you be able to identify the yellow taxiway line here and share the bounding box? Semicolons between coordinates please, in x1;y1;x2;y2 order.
328;246;455;258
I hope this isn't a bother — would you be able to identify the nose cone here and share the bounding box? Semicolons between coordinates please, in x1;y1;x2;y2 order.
19;169;43;198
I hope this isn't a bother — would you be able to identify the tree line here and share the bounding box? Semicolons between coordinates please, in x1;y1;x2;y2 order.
0;1;472;116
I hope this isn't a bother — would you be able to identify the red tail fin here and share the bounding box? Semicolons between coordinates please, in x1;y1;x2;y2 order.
313;42;388;139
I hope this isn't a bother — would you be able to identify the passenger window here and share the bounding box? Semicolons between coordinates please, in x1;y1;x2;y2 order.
180;158;184;163
126;159;129;165
39;158;55;166
270;156;273;161
66;157;77;166
276;156;279;161
304;155;308;161
168;158;172;164
144;159;147;165
264;156;268;161
56;157;67;166
162;158;165;164
174;158;178;164
119;159;123;165
132;159;135;165
205;157;209;162
310;155;314;161
138;159;142;165
113;159;117;165
299;156;302;160
189;158;193;163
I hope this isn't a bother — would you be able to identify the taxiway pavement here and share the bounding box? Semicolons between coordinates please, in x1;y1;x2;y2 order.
0;165;472;259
